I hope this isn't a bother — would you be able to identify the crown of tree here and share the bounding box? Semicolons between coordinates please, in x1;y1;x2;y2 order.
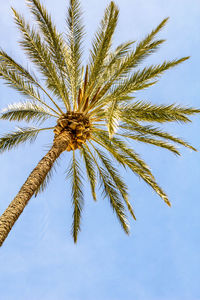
0;0;199;246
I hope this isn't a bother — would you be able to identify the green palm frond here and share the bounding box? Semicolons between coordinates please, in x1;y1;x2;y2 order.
119;131;181;155
91;130;170;206
27;0;71;109
106;101;121;137
106;41;135;68
80;145;97;201
131;17;169;66
92;41;134;95
91;145;136;220
86;144;130;234
110;57;189;99
87;2;119;97
0;101;56;123
121;123;197;151
66;0;84;105
93;18;168;103
121;101;200;123
124;156;170;206
0;50;62;115
67;151;84;243
92;129;153;177
12;8;67;111
85;41;135;113
0;64;39;99
0;49;36;83
0;126;52;153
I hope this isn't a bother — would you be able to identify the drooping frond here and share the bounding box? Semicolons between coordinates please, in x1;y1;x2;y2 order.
86;144;130;234
66;151;84;243
120;123;197;151
26;0;71;109
119;131;181;155
12;8;67;110
87;2;119;97
91;145;136;220
81;145;97;201
0;126;52;152
0;101;56;123
123;155;171;206
91;129;170;206
92;129;153;177
66;0;84;105
121;101;200;123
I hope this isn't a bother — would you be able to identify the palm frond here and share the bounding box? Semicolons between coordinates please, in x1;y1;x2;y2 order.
0;64;39;99
0;126;52;152
0;101;56;123
120;123;197;151
91;145;136;220
0;50;62;115
119;131;181;155
124;156;170;206
12;8;67;111
110;57;189;98
106;101;121;137
86;144;130;234
26;0;71;109
121;101;200;123
87;2;119;97
66;0;84;105
91;130;170;205
85;41;135;113
66;151;84;243
131;17;169;65
92;129;153;177
0;49;36;83
93;18;168;102
80;145;97;201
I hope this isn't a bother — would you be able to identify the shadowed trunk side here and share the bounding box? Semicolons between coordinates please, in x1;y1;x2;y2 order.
0;133;70;247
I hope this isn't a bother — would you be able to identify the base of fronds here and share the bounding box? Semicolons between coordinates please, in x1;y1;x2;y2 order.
54;111;91;151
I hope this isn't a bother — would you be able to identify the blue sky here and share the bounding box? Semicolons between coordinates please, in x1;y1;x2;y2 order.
0;0;200;299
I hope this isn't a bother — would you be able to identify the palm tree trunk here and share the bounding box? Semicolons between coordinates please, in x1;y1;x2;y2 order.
0;133;70;247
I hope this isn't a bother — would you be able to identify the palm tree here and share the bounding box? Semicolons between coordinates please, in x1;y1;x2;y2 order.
0;0;199;247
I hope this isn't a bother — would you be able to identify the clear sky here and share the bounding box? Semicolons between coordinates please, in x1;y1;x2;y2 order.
0;0;200;299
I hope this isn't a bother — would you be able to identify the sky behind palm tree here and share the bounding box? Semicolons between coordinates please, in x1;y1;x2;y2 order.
0;0;200;299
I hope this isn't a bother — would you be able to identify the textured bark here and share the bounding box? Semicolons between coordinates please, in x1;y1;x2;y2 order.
0;132;70;247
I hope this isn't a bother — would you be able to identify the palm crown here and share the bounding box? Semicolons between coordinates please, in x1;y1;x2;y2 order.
0;0;199;245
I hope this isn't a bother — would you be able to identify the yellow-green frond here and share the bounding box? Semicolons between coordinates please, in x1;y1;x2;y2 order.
0;126;52;153
67;151;84;243
81;145;97;201
0;101;56;123
121;101;200;123
12;8;68;110
66;0;84;106
86;144;130;234
87;2;119;97
27;0;71;109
